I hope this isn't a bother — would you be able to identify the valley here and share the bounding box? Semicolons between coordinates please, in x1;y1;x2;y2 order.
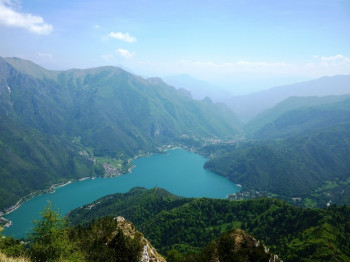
1;57;350;261
3;149;240;238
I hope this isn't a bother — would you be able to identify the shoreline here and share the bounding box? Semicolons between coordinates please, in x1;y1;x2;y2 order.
0;148;146;225
0;176;100;225
0;144;199;229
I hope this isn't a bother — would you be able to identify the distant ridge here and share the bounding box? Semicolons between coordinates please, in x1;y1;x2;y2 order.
226;75;350;121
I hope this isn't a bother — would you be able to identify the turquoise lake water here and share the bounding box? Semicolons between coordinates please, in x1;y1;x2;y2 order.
3;148;240;238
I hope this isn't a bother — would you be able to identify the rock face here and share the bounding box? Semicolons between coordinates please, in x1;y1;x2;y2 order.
114;217;166;262
203;229;282;262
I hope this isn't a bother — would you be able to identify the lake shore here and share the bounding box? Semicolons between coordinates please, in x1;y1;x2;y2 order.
0;178;96;227
3;148;240;238
0;145;212;230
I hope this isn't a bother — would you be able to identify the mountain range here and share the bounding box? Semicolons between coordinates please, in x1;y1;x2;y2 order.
204;95;350;207
224;75;350;121
1;57;350;262
0;56;241;211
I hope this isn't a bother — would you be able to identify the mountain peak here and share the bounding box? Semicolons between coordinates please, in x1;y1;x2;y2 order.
111;216;166;262
3;57;59;80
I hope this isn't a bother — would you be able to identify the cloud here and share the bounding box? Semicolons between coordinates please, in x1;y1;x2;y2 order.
117;48;135;59
0;0;53;34
320;54;350;63
36;52;53;59
108;32;136;43
236;61;288;67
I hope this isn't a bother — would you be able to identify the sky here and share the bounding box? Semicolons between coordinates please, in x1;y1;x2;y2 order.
0;0;350;94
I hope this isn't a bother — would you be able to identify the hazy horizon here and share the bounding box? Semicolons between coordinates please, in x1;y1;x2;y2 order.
1;0;349;94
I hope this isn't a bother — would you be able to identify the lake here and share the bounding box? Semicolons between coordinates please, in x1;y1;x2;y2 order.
3;148;240;238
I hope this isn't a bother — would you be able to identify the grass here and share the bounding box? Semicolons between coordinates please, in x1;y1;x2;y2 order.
304;198;317;208
0;252;30;262
319;181;339;191
95;156;123;168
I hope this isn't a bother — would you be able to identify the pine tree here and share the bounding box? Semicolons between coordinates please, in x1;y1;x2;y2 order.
29;201;83;261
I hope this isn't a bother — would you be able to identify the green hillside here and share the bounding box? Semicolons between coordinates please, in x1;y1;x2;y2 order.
0;56;241;211
0;116;94;210
245;95;350;138
204;122;350;206
67;187;350;261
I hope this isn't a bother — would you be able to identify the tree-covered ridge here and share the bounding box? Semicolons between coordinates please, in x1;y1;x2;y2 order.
204;121;350;207
0;56;241;211
245;94;350;139
67;188;350;261
1;202;282;262
68;187;191;227
0;115;94;210
167;229;281;262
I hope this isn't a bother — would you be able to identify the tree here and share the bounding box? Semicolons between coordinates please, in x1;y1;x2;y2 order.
0;227;27;258
29;201;83;261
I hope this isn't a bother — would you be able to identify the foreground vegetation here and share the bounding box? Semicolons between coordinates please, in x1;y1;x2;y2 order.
2;188;350;261
67;187;350;261
0;200;279;262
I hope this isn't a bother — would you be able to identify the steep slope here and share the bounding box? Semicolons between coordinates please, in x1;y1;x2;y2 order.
186;229;281;262
0;57;241;211
205;122;350;206
1;57;241;157
245;95;350;138
0;115;93;211
55;68;241;156
67;188;350;261
226;75;350;121
69;216;166;262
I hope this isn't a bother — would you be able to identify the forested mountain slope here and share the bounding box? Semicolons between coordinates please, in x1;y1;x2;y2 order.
67;187;350;261
0;116;93;210
204;122;350;206
1;202;281;262
245;95;350;139
0;56;241;211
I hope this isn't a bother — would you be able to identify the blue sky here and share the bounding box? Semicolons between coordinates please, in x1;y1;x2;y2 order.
1;0;349;94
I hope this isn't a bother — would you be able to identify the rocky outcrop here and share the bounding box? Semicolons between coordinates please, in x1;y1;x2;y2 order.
113;217;166;262
203;229;282;262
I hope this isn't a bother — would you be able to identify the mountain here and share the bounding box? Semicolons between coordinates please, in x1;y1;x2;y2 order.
185;228;281;262
0;116;94;210
67;187;191;227
163;74;233;102
226;75;350;121
0;56;241;211
204;122;350;206
69;216;166;262
245;95;350;139
67;187;350;261
1;200;282;262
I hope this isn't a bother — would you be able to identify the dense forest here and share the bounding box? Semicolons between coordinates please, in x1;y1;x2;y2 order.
4;188;348;261
202;96;350;207
0;200;279;262
66;187;350;261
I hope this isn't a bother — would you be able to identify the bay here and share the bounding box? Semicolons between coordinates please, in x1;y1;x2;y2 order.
3;148;240;238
